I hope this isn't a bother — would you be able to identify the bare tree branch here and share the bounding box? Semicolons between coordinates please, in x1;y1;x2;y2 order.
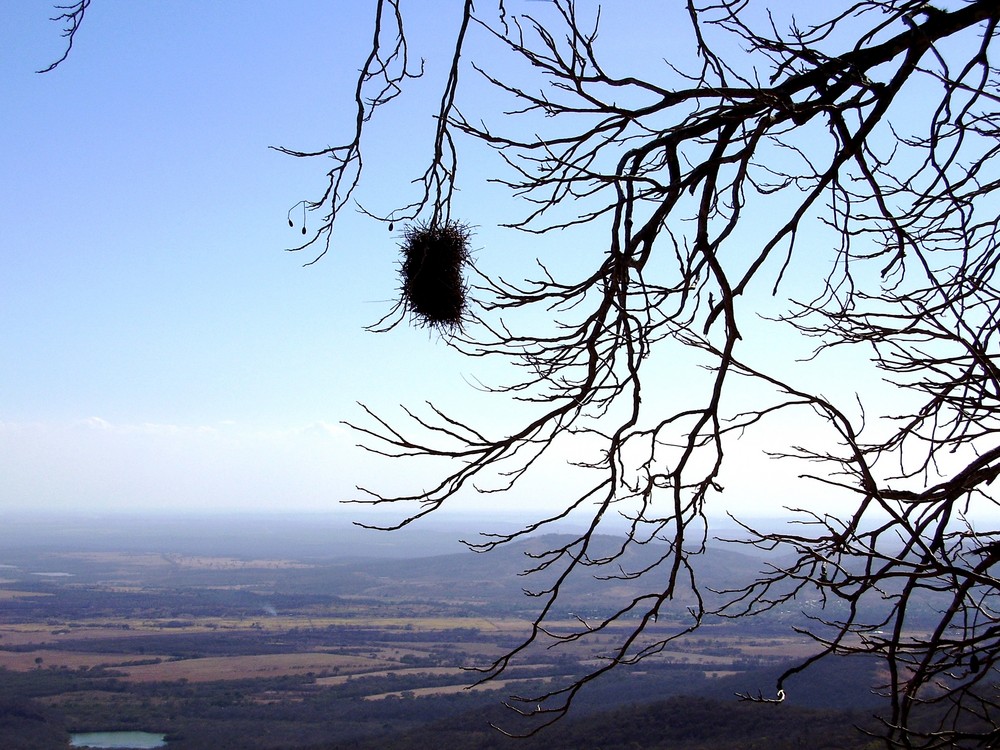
37;0;91;74
304;2;1000;744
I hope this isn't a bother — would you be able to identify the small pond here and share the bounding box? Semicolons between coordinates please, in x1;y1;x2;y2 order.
69;731;167;749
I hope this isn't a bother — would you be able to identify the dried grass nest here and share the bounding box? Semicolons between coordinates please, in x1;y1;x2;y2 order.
398;220;472;331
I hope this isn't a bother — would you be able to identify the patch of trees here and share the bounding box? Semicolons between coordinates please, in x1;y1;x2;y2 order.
343;695;880;750
0;696;69;750
0;583;347;623
0;652;892;750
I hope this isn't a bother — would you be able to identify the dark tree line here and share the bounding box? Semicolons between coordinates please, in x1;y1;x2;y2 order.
40;1;1000;747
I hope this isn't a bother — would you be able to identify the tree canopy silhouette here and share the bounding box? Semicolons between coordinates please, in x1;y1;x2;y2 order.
44;1;1000;747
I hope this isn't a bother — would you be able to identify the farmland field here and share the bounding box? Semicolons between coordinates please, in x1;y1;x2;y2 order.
0;514;890;749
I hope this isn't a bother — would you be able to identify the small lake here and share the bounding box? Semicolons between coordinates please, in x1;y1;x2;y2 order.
69;731;167;748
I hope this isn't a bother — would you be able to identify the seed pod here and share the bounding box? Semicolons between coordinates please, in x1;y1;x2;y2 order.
970;654;981;673
398;220;471;331
288;219;294;228
301;227;307;235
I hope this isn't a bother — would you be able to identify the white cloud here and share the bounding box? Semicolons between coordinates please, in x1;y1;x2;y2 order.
82;416;112;430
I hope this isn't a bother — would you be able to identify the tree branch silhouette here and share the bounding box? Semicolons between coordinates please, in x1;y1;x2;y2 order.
40;0;1000;746
315;2;1000;745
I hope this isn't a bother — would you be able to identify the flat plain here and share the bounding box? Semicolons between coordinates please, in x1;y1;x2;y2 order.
0;515;887;749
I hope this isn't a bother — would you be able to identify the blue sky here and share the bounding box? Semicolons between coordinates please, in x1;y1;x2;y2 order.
2;2;411;425
1;2;904;521
2;2;480;515
2;1;647;519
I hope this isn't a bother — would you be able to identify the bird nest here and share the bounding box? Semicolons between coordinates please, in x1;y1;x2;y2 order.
398;220;471;331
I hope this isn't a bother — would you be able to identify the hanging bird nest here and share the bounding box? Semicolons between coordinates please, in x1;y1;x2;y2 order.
398;220;472;331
